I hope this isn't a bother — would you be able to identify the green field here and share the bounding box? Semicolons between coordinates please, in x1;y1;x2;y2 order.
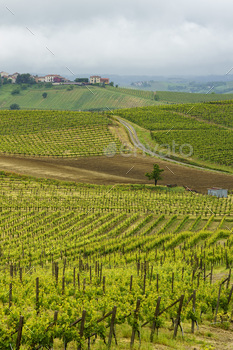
2;84;233;111
156;91;233;103
0;84;158;111
0;172;233;349
116;101;233;171
0;110;121;157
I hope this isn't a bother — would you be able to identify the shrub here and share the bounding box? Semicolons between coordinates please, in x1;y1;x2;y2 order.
10;103;20;110
11;88;20;95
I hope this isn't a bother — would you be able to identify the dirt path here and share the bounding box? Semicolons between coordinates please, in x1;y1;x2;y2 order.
0;154;232;193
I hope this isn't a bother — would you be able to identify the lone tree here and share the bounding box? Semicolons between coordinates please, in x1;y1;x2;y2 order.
42;92;47;98
10;103;20;110
145;164;164;186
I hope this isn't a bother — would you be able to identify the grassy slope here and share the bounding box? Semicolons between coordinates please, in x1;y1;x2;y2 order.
2;84;233;111
0;84;158;111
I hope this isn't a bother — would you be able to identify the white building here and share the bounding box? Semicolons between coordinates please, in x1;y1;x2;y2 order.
45;74;57;83
8;72;19;83
0;71;9;78
90;75;101;84
208;188;228;198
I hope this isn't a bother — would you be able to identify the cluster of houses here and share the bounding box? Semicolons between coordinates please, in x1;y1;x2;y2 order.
0;71;19;83
0;72;110;85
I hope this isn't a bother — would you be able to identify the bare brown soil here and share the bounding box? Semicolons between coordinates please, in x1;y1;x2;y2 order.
0;154;232;194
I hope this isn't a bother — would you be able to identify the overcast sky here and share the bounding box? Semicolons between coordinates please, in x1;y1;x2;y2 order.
1;0;233;77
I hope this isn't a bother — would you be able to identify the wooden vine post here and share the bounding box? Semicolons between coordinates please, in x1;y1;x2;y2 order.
36;277;39;315
227;285;233;306
214;277;229;323
191;290;196;334
9;283;12;308
78;310;86;350
108;306;117;349
130;299;141;349
143;274;146;294
150;296;161;342
15;316;24;350
173;295;184;338
130;275;133;292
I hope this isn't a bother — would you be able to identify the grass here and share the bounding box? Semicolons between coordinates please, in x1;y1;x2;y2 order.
0;84;158;111
2;84;233;111
50;320;227;349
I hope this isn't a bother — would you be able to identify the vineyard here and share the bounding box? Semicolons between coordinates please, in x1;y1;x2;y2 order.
0;110;122;157
106;86;156;101
0;85;157;111
2;84;233;112
156;91;233;104
163;100;233;128
116;102;233;169
0;172;233;349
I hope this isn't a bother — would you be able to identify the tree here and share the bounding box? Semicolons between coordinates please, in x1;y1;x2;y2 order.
145;164;164;186
75;78;89;83
16;73;35;85
109;81;114;87
42;92;48;98
3;77;11;85
10;103;20;110
45;82;53;88
11;88;20;95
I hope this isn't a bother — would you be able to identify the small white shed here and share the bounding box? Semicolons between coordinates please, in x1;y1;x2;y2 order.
208;188;228;198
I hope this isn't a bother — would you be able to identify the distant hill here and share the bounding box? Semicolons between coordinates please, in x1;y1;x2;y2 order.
130;79;233;94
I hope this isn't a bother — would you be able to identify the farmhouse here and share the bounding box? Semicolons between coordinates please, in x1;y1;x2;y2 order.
8;72;19;83
100;78;110;84
90;76;109;84
0;71;9;78
90;76;101;84
34;76;46;83
208;187;228;198
0;72;19;83
44;74;66;83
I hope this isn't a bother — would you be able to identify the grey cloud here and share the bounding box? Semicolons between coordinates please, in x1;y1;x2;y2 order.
1;0;233;76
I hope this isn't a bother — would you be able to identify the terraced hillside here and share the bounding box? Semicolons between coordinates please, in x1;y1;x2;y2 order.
0;173;233;349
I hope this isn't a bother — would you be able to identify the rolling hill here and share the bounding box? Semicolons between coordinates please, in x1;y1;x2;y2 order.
0;84;157;111
1;83;233;111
